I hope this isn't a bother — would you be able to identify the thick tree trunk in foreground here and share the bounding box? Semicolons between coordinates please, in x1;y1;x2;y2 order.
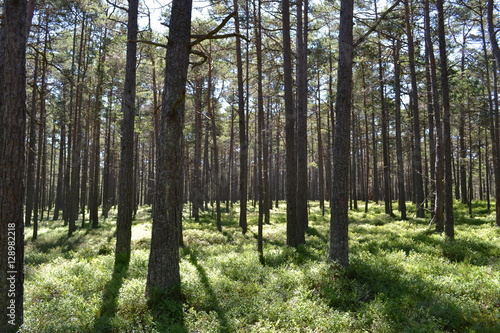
0;0;28;330
116;0;139;265
328;0;354;268
147;0;192;300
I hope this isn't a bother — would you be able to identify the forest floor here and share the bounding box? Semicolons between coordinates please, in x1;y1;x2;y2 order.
20;201;500;333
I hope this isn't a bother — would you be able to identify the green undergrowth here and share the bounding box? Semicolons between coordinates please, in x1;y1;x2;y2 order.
21;201;500;332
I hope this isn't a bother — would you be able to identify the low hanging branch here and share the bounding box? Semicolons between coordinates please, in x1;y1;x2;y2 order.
353;0;402;49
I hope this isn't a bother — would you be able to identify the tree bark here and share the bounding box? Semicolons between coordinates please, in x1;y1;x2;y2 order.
487;0;500;227
116;0;139;265
283;0;299;247
328;0;354;268
233;0;248;234
0;0;28;330
393;39;407;220
424;0;444;230
437;0;455;239
296;0;309;240
405;0;425;218
147;0;192;301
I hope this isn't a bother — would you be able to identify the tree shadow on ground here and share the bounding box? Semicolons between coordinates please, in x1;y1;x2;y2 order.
347;257;497;332
184;246;231;333
92;258;129;333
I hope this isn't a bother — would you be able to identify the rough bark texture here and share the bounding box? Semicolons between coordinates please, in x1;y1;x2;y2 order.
328;0;354;268
283;0;299;247
116;0;139;264
296;0;308;241
147;0;192;300
393;39;407;220
0;0;28;330
437;0;455;239
488;0;500;227
233;0;248;234
424;0;444;230
405;0;425;218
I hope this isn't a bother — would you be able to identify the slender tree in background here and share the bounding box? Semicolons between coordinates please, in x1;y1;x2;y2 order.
393;39;407;220
328;0;354;268
116;0;139;265
0;0;28;330
436;0;455;239
192;77;203;222
90;27;109;229
147;0;192;301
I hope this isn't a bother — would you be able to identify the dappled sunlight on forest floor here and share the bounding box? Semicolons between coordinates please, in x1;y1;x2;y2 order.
21;201;500;332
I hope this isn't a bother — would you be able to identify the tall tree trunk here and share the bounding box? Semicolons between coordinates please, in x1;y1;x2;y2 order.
316;74;325;216
405;0;425;218
192;77;203;221
25;51;39;227
207;50;222;232
393;39;407;220
233;0;248;234
89;28;108;229
255;0;266;263
147;0;192;301
328;0;354;268
424;0;444;230
68;14;88;236
283;0;299;246
437;0;455;239
33;35;48;240
487;0;500;227
116;0;139;265
296;0;308;239
0;0;28;330
376;19;393;216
